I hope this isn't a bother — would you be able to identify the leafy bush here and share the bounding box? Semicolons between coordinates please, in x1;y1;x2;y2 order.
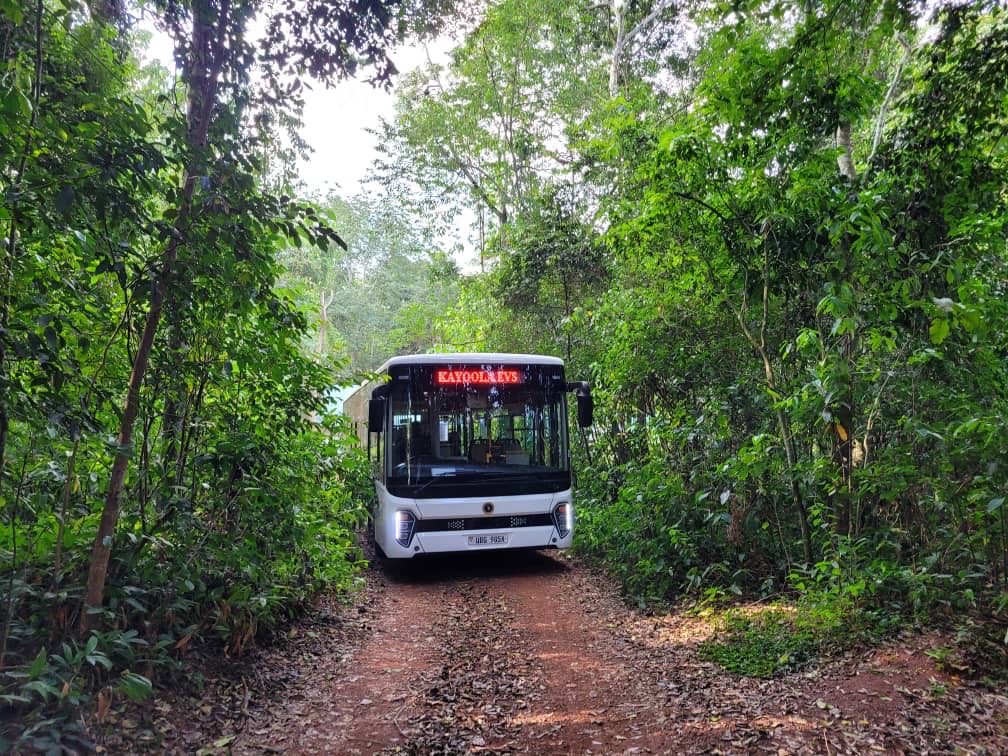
1;409;369;749
575;460;736;606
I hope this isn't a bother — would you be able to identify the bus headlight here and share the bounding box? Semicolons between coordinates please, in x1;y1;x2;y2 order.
552;502;572;539
395;510;416;547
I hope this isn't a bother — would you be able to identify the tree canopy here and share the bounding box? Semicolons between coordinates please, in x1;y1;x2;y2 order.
2;0;1007;747
373;0;1008;645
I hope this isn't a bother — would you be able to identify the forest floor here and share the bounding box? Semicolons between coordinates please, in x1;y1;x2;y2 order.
95;550;1008;755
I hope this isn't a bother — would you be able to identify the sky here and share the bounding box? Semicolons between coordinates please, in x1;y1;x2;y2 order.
139;25;451;199
138;26;476;267
296;43;450;198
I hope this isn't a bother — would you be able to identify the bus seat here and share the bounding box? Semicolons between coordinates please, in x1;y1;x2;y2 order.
468;440;489;463
408;421;430;458
394;427;407;463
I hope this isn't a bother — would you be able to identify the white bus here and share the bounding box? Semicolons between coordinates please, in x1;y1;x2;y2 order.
343;353;593;559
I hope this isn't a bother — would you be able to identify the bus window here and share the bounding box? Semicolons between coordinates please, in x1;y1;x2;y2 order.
369;430;383;481
384;363;570;487
437;415;463;459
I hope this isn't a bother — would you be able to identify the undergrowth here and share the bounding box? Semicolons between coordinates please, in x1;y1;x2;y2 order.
0;416;371;752
697;595;855;678
573;453;1008;680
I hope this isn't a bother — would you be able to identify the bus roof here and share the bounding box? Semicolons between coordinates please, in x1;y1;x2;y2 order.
377;353;564;371
343;353;566;421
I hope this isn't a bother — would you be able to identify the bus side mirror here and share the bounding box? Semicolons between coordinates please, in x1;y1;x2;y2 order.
576;392;593;427
368;383;390;433
367;399;385;433
568;382;593;427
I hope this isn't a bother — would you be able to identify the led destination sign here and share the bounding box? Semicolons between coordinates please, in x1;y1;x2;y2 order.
435;369;523;385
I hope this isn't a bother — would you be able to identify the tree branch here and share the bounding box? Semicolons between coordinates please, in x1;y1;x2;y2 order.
866;33;912;172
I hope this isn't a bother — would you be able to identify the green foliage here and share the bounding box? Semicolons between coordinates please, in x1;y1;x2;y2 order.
699;610;818;678
698;596;853;678
0;624;159;751
378;0;1008;657
277;193;459;370
566;0;1008;618
949;594;1008;681
372;0;609;237
576;462;702;605
0;0;425;746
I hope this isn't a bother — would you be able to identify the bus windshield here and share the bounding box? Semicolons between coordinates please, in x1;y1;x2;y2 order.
386;363;569;493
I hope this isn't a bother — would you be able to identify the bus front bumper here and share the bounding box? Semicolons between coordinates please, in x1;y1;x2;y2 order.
380;524;572;559
374;486;574;559
416;525;568;554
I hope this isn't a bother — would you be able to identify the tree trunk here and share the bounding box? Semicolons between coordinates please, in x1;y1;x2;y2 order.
318;290;334;354
833;122;856;535
81;0;231;631
0;0;45;506
836;123;856;180
609;0;672;96
608;0;626;96
733;251;814;565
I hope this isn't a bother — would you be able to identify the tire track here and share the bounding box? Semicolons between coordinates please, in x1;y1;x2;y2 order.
383;580;546;754
228;551;1008;755
234;576;448;754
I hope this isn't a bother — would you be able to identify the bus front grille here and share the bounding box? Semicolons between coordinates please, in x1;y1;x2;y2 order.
414;513;554;532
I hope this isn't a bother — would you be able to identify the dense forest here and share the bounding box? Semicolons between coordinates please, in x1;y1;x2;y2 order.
2;0;1006;749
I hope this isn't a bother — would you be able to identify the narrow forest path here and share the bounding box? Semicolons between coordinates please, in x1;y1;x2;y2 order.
127;551;1007;755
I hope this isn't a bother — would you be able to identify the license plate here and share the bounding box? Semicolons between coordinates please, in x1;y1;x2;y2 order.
467;533;509;546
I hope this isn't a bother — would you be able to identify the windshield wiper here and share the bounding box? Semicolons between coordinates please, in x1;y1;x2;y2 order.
410;471;466;496
477;472;537;482
407;468;566;496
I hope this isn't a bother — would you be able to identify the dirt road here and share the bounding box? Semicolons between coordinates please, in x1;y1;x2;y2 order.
202;551;1005;755
114;550;1006;754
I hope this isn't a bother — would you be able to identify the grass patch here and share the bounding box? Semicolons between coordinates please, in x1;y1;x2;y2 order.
698;596;851;678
